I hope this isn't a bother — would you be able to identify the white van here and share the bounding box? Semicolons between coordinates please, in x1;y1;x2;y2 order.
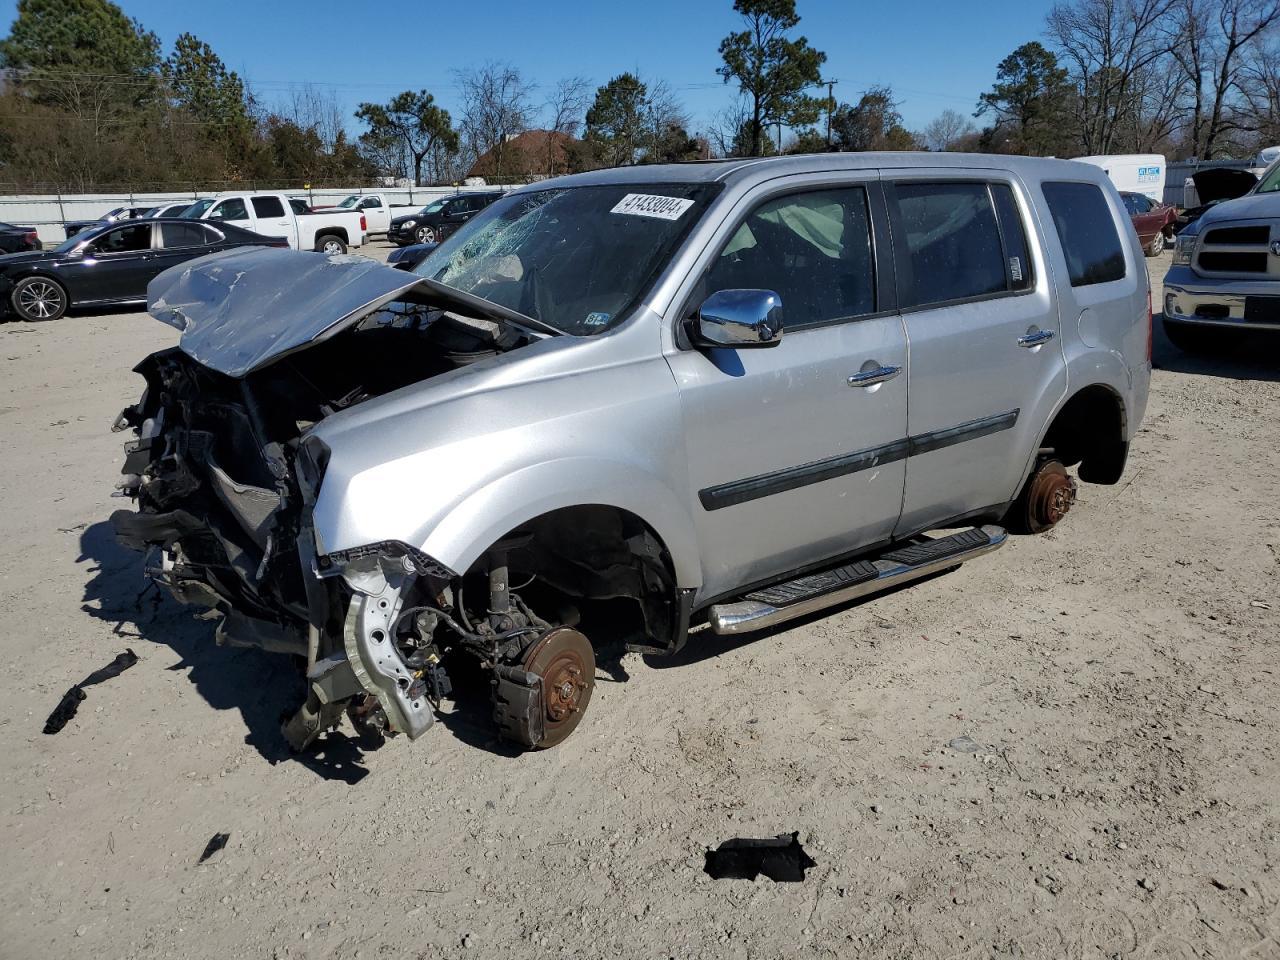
1073;154;1166;203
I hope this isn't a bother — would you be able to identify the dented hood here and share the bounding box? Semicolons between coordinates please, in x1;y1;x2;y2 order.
148;247;422;378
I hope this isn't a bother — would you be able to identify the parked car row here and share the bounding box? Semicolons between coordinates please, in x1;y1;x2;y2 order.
178;192;367;254
0;218;290;321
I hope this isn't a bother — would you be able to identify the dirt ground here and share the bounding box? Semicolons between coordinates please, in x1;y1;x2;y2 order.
0;246;1277;960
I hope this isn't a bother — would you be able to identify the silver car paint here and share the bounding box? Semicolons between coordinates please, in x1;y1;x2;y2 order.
211;154;1147;609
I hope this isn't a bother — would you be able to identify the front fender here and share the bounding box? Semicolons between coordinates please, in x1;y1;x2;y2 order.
314;452;701;588
422;457;703;588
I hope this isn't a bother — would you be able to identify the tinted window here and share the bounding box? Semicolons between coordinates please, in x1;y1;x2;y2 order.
1042;181;1126;286
703;187;876;327
210;198;248;221
991;183;1034;292
92;224;151;254
161;222;214;247
288;198;310;215
896;182;1006;307
251;196;286;218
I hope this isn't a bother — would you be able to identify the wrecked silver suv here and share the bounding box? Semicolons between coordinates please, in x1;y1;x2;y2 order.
113;155;1151;752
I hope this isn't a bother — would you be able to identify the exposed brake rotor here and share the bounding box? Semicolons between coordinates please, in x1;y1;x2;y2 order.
1025;460;1077;533
521;626;595;748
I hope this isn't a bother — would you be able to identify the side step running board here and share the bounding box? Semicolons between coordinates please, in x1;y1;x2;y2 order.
707;524;1007;635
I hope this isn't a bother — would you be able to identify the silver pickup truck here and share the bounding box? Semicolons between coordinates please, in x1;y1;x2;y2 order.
1164;160;1280;349
111;154;1151;752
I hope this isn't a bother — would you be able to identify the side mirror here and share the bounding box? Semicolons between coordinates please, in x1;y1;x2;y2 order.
691;289;783;348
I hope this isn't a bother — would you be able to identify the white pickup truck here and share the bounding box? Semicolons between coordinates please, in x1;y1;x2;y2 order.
317;193;415;235
180;192;367;254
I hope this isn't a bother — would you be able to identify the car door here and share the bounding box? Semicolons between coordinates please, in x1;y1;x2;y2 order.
151;221;222;278
207;196;252;233
1125;193;1159;244
248;195;294;243
666;177;909;601
885;174;1066;537
358;196;390;233
69;222;158;302
440;196;474;238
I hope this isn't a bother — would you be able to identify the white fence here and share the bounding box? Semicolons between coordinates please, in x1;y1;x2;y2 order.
0;185;519;244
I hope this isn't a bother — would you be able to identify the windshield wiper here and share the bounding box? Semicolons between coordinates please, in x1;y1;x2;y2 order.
414;277;563;338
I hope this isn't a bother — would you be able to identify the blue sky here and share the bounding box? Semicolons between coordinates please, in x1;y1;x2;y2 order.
0;0;1059;135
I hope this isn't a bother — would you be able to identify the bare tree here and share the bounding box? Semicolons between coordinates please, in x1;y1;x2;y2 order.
1241;36;1280;145
1169;0;1280;157
455;62;535;182
641;77;692;160
1047;0;1178;154
543;76;590;175
921;109;977;150
707;96;754;157
284;83;346;150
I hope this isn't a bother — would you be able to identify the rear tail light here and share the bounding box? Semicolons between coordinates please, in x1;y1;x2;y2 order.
360;215;367;232
24;230;38;245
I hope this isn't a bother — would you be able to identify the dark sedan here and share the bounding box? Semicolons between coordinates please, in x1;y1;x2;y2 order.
62;205;153;240
0;218;288;322
387;191;504;246
0;222;41;253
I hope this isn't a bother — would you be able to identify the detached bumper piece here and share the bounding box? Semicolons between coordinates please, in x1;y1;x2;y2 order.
707;525;1007;635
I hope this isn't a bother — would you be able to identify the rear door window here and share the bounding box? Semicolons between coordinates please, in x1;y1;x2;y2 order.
702;186;877;327
894;182;1007;307
251;196;286;218
161;222;214;248
1041;181;1126;286
990;183;1034;292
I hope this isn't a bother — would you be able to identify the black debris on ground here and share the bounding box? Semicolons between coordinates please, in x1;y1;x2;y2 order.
704;832;817;882
198;832;230;864
43;648;139;735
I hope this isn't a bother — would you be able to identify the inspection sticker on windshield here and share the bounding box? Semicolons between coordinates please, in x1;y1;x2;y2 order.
611;193;695;220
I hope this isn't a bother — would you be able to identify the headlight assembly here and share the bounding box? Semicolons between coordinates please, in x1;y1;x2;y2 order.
1172;233;1196;266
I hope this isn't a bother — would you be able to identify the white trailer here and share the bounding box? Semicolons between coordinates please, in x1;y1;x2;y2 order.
1073;154;1166;203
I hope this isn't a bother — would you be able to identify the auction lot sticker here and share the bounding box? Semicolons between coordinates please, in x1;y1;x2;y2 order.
611;193;696;220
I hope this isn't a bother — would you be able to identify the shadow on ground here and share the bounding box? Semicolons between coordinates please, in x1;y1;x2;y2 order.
1153;316;1280;382
77;519;373;783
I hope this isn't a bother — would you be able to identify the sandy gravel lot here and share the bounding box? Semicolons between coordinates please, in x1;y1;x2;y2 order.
0;247;1277;960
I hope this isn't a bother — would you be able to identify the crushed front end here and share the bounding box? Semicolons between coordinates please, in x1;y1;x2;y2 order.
109;250;630;752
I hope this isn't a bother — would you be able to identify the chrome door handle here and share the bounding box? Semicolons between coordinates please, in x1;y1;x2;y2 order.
847;364;901;387
1017;329;1056;347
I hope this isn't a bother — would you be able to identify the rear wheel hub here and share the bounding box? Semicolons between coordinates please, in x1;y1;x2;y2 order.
1026;460;1077;532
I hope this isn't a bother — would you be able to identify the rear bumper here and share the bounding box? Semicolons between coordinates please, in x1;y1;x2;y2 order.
1161;267;1280;331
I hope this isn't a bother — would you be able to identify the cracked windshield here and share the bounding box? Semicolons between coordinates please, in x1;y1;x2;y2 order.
414;183;718;335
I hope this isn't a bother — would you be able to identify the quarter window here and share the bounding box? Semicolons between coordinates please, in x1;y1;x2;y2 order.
251;196;286;218
1042;181;1126;286
701;187;876;327
895;182;1007;307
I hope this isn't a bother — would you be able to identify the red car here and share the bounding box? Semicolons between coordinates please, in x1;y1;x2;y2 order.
1120;191;1177;257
